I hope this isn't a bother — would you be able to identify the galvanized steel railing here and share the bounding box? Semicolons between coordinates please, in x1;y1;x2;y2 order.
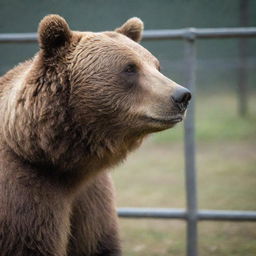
1;27;256;256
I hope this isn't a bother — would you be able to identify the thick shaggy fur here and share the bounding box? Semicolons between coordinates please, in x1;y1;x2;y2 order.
0;15;188;256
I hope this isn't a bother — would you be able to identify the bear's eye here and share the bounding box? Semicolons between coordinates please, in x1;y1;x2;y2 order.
124;64;137;74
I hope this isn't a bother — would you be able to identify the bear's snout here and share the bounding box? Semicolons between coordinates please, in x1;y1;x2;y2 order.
171;87;191;111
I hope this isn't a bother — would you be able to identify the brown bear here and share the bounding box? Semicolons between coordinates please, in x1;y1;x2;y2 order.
0;15;191;256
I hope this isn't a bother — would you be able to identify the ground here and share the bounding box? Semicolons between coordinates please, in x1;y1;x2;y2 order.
112;91;256;256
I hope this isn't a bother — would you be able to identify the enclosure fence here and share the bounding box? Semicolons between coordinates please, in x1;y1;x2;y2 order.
1;27;256;256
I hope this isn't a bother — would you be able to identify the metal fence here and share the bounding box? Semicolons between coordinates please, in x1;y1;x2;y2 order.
1;27;256;256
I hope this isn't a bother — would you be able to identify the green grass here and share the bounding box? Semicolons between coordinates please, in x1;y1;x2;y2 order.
112;92;256;256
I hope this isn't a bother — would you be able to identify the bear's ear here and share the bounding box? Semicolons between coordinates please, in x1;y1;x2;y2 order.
38;14;72;56
115;17;144;42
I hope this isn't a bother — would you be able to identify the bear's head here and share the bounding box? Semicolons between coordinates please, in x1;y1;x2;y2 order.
2;15;191;179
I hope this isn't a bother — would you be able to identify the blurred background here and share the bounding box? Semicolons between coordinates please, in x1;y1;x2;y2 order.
0;0;255;255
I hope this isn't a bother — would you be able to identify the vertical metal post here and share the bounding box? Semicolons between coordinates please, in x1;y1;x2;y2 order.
238;0;249;117
184;33;198;256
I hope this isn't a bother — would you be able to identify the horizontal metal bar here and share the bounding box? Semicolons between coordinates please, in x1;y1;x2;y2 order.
198;210;256;221
143;27;256;40
0;27;256;43
118;208;186;219
0;33;37;43
117;208;256;221
195;27;256;38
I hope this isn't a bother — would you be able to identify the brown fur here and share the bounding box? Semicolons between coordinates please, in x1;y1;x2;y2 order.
0;15;189;256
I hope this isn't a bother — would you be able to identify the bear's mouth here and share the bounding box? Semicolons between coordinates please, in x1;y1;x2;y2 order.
142;115;183;125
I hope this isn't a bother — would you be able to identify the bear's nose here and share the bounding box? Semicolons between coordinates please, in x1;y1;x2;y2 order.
171;87;192;107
